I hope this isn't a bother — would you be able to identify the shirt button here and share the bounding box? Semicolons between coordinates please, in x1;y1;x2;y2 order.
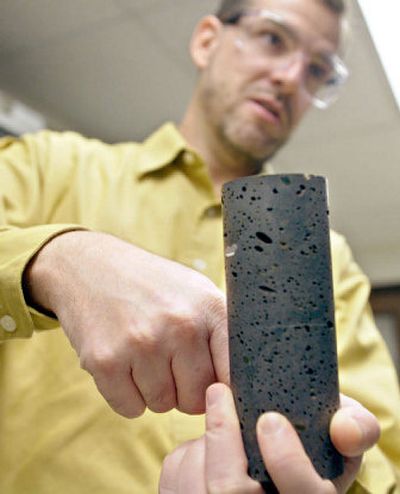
183;151;195;165
0;315;17;333
192;259;207;271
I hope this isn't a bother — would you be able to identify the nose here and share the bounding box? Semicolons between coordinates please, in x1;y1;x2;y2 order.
269;52;307;96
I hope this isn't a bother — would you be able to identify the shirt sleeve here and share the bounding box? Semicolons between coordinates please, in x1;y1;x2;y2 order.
0;133;86;340
331;231;400;494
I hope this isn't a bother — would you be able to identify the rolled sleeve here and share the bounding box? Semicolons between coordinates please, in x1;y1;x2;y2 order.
0;224;85;339
0;131;91;340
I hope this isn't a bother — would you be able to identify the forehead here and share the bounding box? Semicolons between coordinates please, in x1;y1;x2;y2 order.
246;0;341;51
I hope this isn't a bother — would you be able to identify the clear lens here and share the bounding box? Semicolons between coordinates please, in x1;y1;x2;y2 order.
311;55;349;109
228;10;349;109
243;15;298;59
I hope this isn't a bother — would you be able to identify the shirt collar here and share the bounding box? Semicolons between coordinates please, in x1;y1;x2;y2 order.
136;122;188;177
135;122;273;186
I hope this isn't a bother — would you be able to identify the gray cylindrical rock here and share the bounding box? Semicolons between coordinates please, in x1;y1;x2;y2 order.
222;174;343;490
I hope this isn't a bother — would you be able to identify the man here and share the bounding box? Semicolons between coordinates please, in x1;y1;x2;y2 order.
0;0;399;493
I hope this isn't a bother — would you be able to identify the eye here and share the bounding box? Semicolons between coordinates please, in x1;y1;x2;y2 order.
308;62;331;83
263;31;284;48
255;23;289;53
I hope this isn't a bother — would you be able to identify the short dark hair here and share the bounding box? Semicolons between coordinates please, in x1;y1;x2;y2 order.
215;0;346;20
321;0;346;13
215;0;252;22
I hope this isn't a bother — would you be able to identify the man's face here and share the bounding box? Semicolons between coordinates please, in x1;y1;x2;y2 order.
196;0;341;163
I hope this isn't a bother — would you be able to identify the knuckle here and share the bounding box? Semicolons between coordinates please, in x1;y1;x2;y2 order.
111;399;146;419
207;411;232;432
203;293;228;333
270;451;309;474
176;375;214;415
131;329;161;354
177;399;205;415
177;375;214;415
164;308;192;328
204;290;226;317
80;347;117;376
104;390;146;418
166;310;202;342
125;403;146;419
146;387;176;413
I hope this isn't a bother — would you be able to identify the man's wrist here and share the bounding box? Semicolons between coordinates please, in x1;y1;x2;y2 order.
22;230;90;315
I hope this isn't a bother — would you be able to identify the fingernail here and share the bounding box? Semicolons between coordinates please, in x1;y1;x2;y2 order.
206;383;225;408
259;412;287;436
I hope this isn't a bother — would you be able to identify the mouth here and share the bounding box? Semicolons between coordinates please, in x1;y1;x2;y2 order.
247;97;285;128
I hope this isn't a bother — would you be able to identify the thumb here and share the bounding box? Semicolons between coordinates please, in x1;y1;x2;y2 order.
330;403;380;457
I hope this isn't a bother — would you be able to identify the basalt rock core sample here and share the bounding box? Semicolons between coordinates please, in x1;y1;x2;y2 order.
222;174;343;491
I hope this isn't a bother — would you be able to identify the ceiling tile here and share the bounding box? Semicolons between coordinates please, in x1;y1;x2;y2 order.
0;0;121;55
129;0;220;69
0;17;193;141
112;0;166;15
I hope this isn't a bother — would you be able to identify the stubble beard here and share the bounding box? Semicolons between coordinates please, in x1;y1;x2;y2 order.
220;115;288;166
202;85;290;176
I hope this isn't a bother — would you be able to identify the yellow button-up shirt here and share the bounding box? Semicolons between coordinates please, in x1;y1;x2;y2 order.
0;124;399;493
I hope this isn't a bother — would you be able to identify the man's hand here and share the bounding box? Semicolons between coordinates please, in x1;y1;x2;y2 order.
159;383;380;493
24;231;229;417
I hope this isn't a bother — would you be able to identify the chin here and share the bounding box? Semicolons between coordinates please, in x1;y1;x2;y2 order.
225;121;286;161
235;134;284;162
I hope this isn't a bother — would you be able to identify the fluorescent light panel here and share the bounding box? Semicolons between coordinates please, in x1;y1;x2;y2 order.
357;0;400;111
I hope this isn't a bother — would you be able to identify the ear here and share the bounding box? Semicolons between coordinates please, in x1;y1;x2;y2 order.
190;15;223;69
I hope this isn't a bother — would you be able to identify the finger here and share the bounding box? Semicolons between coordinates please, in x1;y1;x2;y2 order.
159;441;194;494
257;412;333;494
92;364;146;418
176;438;207;494
205;383;264;493
205;294;230;385
131;351;177;413
330;404;380;457
331;455;362;493
325;396;379;493
172;336;216;414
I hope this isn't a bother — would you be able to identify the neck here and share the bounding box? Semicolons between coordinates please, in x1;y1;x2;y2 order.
179;100;263;197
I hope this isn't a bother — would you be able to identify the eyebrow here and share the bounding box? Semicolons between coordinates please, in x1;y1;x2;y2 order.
256;10;337;60
249;9;300;42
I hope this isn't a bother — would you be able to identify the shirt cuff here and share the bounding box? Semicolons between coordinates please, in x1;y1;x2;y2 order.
0;224;87;340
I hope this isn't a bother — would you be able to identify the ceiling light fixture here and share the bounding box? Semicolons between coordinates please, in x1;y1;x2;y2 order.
357;0;400;111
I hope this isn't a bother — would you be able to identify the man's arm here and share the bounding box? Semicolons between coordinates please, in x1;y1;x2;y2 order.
23;229;230;417
0;132;87;339
0;131;228;417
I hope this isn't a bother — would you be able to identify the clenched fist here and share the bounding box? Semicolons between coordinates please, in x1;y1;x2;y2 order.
24;231;229;417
